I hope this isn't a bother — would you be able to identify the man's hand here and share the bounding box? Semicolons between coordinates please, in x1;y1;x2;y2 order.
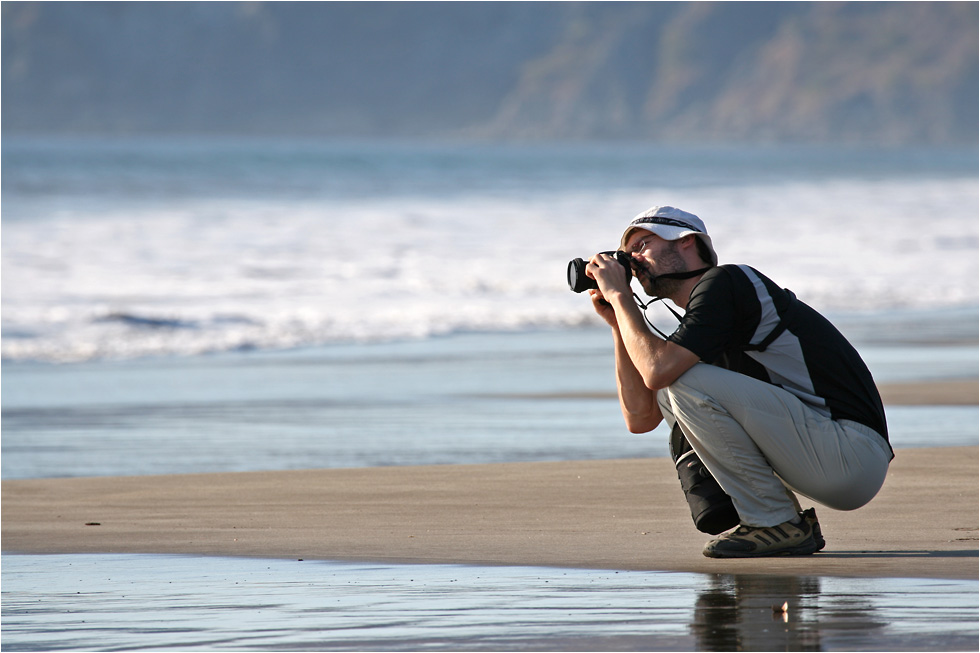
588;252;633;298
587;252;631;327
589;288;617;326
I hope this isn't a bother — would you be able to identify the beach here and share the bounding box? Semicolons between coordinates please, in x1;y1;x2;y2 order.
2;444;977;583
3;328;977;652
2;437;977;582
3;386;978;651
3;140;977;649
4;331;978;581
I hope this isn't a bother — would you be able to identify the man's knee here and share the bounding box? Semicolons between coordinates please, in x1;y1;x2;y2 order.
659;363;715;416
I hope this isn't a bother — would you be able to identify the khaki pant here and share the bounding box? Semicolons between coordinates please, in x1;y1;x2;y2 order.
657;363;892;527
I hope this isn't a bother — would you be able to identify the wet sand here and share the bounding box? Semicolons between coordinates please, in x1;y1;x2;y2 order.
4;553;976;652
4;444;976;581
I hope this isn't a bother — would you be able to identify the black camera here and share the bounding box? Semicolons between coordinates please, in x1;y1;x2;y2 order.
567;250;633;293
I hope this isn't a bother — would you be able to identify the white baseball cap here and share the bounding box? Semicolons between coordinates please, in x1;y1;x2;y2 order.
620;206;718;266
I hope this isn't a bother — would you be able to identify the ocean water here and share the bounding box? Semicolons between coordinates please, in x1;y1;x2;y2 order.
1;328;978;480
2;139;978;479
2;138;977;363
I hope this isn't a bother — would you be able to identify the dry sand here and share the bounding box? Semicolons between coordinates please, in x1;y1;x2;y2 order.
877;378;978;405
4;445;976;581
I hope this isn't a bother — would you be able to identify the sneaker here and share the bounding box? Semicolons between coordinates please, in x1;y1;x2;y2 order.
800;507;825;552
703;518;818;558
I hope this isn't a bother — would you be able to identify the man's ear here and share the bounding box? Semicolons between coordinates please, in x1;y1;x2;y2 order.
677;234;697;251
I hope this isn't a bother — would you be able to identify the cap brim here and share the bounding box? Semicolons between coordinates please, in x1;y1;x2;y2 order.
620;225;718;265
620;224;694;249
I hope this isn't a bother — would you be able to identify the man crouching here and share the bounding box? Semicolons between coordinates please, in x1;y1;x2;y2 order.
586;206;893;558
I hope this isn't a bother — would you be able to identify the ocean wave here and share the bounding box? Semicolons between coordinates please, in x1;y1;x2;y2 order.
3;144;976;362
95;312;200;329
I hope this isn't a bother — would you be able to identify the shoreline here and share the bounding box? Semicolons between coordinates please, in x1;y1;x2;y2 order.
4;446;976;581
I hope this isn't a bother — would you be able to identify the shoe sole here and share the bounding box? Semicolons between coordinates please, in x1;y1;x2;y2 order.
703;540;819;559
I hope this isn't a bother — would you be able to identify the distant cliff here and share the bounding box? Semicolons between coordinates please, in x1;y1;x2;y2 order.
3;1;977;145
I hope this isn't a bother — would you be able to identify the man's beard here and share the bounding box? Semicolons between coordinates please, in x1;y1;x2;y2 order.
636;241;688;298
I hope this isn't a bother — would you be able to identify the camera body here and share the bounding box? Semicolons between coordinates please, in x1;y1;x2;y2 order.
567;250;633;293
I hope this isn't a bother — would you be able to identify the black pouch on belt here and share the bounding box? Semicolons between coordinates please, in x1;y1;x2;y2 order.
669;423;740;534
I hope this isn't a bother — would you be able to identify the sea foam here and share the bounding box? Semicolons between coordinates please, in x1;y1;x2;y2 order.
3;141;976;362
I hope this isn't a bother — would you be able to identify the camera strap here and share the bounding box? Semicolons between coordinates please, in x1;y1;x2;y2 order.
645;266;712;284
630;265;711;339
632;294;678;339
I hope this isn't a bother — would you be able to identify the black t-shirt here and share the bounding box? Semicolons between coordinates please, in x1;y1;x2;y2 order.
667;264;889;444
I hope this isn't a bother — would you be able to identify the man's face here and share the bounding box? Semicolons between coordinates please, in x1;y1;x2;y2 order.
624;231;687;297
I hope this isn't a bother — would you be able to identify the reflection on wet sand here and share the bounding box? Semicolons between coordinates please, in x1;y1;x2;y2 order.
692;575;827;650
689;572;980;652
2;555;976;652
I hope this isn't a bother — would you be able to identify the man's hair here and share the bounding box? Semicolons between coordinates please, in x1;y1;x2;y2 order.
694;237;715;266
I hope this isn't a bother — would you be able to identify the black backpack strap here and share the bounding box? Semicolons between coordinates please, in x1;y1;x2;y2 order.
743;289;796;353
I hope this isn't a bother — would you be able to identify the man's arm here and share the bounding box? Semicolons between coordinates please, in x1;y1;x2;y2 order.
610;321;664;433
588;254;700;433
607;288;700;392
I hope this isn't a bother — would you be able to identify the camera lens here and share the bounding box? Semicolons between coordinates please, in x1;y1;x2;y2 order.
567;258;597;293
